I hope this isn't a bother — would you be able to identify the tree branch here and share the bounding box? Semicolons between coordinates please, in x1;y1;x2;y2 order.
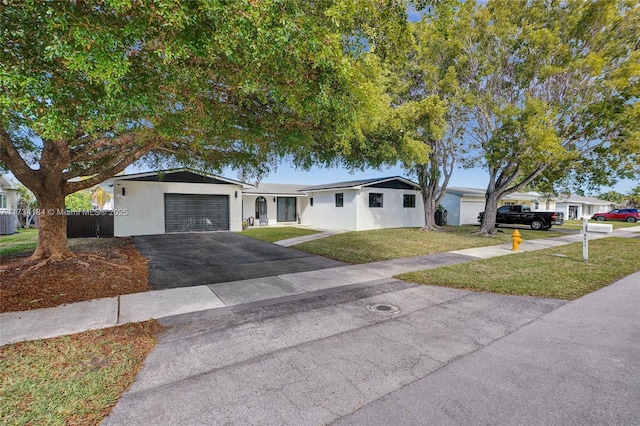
0;127;43;192
64;140;158;194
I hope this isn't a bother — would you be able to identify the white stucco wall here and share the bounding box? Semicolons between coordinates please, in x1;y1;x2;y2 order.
113;180;243;236
530;200;557;211
303;190;359;230
355;188;424;231
0;189;18;211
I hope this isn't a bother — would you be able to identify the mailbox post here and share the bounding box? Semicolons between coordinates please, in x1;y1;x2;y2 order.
583;217;588;263
582;216;613;263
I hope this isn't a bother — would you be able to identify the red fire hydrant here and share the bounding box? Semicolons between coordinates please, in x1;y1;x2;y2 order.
512;229;523;251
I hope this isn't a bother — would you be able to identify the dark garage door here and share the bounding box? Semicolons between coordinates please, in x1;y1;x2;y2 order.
165;194;229;232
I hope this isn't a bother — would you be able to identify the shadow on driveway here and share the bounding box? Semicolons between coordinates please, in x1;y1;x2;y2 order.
133;232;347;290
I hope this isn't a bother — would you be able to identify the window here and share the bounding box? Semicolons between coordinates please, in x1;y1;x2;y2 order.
403;194;416;208
497;206;511;214
0;194;6;209
310;197;313;207
335;193;343;207
369;193;383;208
534;202;539;210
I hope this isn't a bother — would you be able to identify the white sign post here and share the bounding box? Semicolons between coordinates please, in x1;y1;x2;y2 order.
582;217;613;263
582;216;589;263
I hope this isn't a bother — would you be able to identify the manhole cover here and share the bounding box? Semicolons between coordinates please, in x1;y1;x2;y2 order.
366;303;401;316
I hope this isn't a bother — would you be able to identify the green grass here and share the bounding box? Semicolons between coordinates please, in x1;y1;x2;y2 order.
561;219;640;230
0;322;160;425
294;226;566;264
397;238;640;300
0;228;38;256
239;226;321;243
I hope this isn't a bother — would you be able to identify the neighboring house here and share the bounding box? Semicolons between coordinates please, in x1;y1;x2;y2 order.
0;175;19;235
89;183;115;210
555;194;614;220
441;187;540;226
442;186;614;225
112;169;425;236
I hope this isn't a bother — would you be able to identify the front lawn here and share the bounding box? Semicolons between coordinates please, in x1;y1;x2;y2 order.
0;228;39;256
293;226;566;264
397;238;640;300
0;321;161;425
240;226;321;243
561;219;640;231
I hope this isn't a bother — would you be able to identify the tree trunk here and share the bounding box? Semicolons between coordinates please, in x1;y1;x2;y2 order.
479;186;499;234
422;196;438;230
30;192;73;262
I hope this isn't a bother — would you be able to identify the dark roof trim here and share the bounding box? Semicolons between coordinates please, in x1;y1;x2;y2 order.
302;176;419;192
112;168;254;188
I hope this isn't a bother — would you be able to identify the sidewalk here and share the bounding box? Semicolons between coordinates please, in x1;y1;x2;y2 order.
334;269;640;426
2;226;638;346
273;228;348;247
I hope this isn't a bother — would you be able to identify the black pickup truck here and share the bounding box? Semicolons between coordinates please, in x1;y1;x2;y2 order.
478;205;564;230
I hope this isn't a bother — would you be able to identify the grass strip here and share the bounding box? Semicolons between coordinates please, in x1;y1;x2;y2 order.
0;229;39;257
396;237;640;300
294;226;566;264
561;220;639;231
0;321;161;425
240;226;321;243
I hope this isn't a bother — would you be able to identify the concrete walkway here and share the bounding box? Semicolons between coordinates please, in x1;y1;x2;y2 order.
1;226;638;346
274;228;348;247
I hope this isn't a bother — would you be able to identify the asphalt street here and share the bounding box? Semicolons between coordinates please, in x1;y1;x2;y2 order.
98;266;639;425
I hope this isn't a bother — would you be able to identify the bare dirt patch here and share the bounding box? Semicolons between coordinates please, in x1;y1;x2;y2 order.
0;238;150;313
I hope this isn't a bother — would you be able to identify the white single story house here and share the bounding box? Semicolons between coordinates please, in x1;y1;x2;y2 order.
441;186;615;225
0;175;19;235
112;169;425;236
554;194;614;220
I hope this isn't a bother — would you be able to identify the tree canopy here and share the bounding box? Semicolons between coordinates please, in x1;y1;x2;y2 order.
457;0;640;233
0;0;418;260
387;0;467;230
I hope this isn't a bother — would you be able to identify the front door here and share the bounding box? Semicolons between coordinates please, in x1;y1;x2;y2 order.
569;205;579;220
255;197;267;219
277;197;296;222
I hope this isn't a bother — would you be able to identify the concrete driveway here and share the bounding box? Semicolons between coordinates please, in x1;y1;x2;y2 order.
133;232;346;290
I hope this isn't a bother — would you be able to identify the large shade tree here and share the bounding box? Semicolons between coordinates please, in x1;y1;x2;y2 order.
459;0;639;234
388;1;468;230
1;0;417;261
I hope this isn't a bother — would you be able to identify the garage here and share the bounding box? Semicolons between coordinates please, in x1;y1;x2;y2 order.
165;193;229;232
460;200;485;225
113;169;247;237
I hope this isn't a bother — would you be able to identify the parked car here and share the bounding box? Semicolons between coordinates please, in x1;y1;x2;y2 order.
478;205;564;230
591;208;639;223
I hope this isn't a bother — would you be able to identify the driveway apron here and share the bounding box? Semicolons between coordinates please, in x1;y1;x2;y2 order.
133;232;346;290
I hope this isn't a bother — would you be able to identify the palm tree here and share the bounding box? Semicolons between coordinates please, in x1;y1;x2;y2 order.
627;185;640;208
90;185;113;210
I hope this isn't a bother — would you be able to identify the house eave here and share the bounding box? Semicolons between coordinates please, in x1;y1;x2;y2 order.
112;168;255;188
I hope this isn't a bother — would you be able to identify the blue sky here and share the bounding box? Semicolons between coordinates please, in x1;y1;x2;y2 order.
215;160;636;195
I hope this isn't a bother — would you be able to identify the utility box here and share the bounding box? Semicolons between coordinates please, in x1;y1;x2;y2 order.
586;223;613;234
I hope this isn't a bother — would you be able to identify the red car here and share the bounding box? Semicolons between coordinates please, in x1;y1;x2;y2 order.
592;208;639;223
